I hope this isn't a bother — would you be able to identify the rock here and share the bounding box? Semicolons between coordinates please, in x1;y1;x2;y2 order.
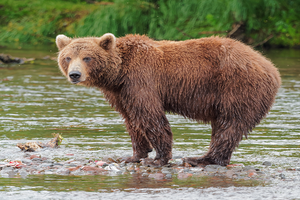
19;169;28;178
63;164;77;168
165;173;172;179
81;166;105;173
262;161;272;166
279;173;285;179
243;166;255;171
21;158;32;165
96;161;108;167
149;173;165;180
204;165;226;173
29;155;40;160
56;168;71;175
141;173;149;177
177;172;193;179
31;158;43;162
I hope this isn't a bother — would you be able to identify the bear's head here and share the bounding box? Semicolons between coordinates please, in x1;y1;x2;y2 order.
56;33;122;88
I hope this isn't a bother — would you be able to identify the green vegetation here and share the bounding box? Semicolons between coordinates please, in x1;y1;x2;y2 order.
0;0;300;47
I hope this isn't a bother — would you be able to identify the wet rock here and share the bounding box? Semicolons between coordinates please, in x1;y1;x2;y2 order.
161;168;175;174
81;166;105;173
190;167;204;173
21;158;32;165
149;173;164;180
40;163;54;168
56;168;71;175
226;170;237;178
262;161;272;166
96;161;108;167
169;158;184;165
31;158;43;162
279;173;286;179
204;165;226;173
227;163;245;168
243;166;255;171
247;169;258;178
104;163;122;172
64;164;77;168
177;172;193;179
19;169;28;178
165;173;173;179
29;155;40;160
53;163;63;166
141;173;149;177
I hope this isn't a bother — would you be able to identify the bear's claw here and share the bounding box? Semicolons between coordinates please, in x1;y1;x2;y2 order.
140;158;168;167
183;157;220;167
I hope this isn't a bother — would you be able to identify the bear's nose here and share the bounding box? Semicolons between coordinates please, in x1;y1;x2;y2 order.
69;71;81;80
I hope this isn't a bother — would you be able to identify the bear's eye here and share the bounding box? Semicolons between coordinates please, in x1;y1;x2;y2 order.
83;57;92;63
65;57;71;63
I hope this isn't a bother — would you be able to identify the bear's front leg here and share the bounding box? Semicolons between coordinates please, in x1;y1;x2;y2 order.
120;86;173;167
121;120;153;163
124;109;173;167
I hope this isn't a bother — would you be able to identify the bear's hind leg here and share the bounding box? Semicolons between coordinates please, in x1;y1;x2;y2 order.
184;119;245;166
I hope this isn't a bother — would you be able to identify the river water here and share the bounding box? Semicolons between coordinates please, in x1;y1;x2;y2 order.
0;45;299;199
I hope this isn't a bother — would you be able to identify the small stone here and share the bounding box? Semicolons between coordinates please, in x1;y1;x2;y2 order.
141;173;149;177
96;161;108;167
31;158;43;162
205;165;221;172
149;173;164;180
19;169;28;178
279;173;285;179
29;155;40;160
226;170;235;178
165;174;172;179
243;166;255;171
40;163;53;168
21;159;32;165
53;163;63;166
56;168;71;175
81;166;104;173
227;163;245;168
262;161;272;166
177;173;193;179
64;164;77;168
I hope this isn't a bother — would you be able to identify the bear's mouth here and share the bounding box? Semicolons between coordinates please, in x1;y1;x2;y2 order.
70;80;81;84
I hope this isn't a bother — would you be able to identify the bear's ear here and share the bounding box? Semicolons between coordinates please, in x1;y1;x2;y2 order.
56;34;72;51
96;33;116;51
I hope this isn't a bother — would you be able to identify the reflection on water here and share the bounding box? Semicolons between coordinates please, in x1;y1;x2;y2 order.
0;46;300;199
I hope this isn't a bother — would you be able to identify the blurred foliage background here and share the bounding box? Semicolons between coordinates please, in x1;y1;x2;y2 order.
0;0;300;47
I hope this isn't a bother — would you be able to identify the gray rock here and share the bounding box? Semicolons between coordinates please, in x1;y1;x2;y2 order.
21;158;32;165
243;166;255;171
63;164;77;168
56;168;70;175
165;174;172;179
19;169;28;178
262;161;272;166
279;173;285;179
31;158;43;162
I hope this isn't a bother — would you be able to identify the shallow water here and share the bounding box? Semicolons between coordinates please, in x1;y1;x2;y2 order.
0;45;299;199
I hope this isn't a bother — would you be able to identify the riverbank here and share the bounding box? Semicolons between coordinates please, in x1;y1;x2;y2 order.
1;0;300;47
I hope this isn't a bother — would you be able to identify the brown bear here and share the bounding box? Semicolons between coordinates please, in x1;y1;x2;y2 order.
56;33;281;167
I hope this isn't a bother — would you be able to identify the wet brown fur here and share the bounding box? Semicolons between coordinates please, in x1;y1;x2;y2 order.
56;34;281;167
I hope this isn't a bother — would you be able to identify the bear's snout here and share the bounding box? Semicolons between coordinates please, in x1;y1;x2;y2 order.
69;71;82;83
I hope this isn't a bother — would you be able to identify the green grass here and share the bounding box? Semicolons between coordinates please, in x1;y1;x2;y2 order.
0;0;300;47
